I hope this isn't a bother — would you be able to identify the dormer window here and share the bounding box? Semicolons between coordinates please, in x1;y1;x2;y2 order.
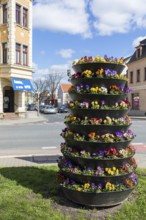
136;47;142;58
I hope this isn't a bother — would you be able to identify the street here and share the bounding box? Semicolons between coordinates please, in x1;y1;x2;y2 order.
0;113;146;156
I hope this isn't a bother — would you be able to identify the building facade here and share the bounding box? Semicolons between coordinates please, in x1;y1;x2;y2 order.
58;84;72;106
127;39;146;112
0;0;32;118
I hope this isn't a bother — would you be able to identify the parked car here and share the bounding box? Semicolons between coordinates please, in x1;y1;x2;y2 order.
39;105;46;113
58;105;68;113
43;105;57;114
27;104;36;111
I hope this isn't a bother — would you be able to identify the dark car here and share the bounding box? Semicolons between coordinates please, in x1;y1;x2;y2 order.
39;105;46;113
58;105;68;113
27;104;36;111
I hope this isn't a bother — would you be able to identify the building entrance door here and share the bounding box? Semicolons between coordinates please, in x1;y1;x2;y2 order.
3;86;14;112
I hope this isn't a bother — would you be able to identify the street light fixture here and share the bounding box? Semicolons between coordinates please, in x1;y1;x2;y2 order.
37;91;40;116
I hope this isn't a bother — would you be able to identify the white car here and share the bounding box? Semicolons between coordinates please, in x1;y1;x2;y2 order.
43;105;57;114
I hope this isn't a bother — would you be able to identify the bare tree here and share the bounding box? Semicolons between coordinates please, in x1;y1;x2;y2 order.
32;78;48;103
45;73;63;104
32;72;63;105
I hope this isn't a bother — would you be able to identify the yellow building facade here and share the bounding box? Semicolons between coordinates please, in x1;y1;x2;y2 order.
0;0;32;118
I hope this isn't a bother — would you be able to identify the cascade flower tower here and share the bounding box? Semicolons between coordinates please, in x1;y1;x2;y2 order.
58;55;138;207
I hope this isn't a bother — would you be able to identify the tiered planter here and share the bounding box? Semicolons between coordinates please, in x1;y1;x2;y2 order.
58;57;137;207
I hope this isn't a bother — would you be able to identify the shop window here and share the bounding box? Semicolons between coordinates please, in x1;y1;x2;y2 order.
3;4;7;23
16;43;21;64
130;71;133;83
132;93;139;110
16;4;21;25
23;45;28;65
23;8;28;28
2;43;7;64
136;69;140;82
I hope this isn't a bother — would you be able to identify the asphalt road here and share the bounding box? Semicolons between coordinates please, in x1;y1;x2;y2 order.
0;113;146;156
130;119;146;143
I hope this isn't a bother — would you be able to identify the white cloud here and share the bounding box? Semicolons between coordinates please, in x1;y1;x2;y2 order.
90;0;146;35
33;0;92;38
32;62;38;70
33;0;146;37
132;36;146;47
57;49;75;58
32;62;72;83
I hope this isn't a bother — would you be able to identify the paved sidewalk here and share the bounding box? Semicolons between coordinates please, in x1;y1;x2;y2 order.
0;115;47;125
0;154;60;167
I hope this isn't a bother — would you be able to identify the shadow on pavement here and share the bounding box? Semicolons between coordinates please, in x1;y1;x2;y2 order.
16;155;60;164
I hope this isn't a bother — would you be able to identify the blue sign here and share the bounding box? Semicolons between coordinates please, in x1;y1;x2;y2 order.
11;78;33;91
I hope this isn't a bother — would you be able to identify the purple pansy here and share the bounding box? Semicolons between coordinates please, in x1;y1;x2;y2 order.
98;183;103;189
115;131;123;138
91;183;96;187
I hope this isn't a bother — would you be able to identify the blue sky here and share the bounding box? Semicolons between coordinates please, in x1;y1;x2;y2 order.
32;0;146;81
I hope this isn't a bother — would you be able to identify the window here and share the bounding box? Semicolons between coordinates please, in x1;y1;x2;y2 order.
23;45;28;65
136;69;140;82
23;8;28;27
132;93;139;110
3;4;7;23
2;43;7;64
144;68;146;81
130;71;133;83
16;43;21;64
136;47;142;58
16;4;21;25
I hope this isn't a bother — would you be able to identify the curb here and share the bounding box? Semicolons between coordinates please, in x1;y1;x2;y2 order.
130;116;146;120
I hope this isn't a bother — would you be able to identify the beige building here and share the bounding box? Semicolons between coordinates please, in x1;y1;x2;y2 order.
0;0;32;118
127;38;146;113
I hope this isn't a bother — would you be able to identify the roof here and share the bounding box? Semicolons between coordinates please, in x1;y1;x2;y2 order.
128;38;146;64
60;84;72;92
140;38;146;45
123;56;131;64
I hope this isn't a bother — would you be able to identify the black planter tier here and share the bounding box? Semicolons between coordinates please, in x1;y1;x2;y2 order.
72;62;125;73
60;170;134;185
69;108;130;118
71;77;127;87
69;93;128;104
65;123;131;135
61;186;135;207
63;153;134;169
65;139;133;153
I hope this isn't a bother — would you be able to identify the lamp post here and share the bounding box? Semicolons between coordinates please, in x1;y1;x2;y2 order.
37;92;40;116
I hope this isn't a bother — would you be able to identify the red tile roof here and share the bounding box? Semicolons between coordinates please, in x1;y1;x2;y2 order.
61;84;72;92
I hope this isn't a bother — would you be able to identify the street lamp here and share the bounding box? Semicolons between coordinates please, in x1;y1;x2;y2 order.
37;91;40;116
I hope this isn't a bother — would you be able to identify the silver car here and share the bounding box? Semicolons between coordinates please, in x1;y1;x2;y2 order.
43;105;57;114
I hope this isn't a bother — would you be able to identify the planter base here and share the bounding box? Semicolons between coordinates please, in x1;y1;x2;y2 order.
61;186;135;207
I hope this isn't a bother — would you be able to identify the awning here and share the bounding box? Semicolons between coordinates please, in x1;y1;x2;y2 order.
11;78;33;91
